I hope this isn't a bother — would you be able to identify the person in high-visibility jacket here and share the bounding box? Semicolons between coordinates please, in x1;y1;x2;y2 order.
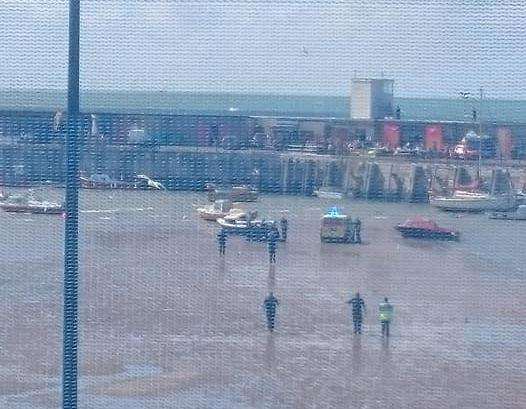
379;297;394;337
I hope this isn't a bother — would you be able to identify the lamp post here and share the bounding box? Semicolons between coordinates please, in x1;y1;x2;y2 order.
64;0;80;408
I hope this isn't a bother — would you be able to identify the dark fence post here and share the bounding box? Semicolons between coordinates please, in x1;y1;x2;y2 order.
64;1;80;408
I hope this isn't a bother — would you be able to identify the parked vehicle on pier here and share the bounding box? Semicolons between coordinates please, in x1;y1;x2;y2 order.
450;132;497;160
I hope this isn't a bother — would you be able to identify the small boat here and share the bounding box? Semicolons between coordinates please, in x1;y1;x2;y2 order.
0;188;9;201
395;217;459;240
314;187;344;200
217;210;275;237
197;200;242;221
134;174;165;190
80;173;164;190
217;210;258;226
0;192;64;214
320;207;354;243
515;191;526;206
430;191;516;212
489;205;526;220
80;173;126;189
206;184;258;202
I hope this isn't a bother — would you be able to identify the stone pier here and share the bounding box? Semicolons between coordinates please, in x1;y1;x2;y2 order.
0;143;523;200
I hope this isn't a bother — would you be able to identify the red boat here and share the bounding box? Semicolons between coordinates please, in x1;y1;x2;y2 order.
395;217;459;240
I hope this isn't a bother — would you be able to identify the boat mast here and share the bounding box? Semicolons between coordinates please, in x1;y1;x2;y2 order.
477;87;484;181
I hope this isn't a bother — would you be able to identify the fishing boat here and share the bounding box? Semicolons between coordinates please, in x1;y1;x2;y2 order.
320;207;354;243
430;191;516;212
489;205;526;220
206;185;258;202
395;217;459;240
0;192;64;214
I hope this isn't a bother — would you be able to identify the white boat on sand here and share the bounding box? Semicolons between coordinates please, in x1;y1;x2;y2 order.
0;191;64;214
430;190;516;212
197;200;244;221
314;187;344;200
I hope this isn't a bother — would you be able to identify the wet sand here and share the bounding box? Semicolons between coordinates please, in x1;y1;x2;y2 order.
0;189;525;408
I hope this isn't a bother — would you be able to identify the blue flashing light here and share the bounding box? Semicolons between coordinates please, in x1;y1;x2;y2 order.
328;207;341;217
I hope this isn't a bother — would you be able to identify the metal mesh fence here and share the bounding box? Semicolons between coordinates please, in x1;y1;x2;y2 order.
1;2;526;409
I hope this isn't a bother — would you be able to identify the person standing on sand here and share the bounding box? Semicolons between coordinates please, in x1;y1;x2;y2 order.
217;229;227;255
379;297;394;337
264;292;279;331
267;229;278;263
347;292;366;334
280;216;288;242
354;218;362;244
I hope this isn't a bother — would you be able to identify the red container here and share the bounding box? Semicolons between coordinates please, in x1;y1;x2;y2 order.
382;122;400;149
497;127;512;159
424;124;443;151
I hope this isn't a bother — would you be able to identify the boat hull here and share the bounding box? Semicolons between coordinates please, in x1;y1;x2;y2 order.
208;191;258;203
430;195;516;212
1;204;64;214
489;212;526;220
198;211;224;221
314;190;344;200
396;226;459;240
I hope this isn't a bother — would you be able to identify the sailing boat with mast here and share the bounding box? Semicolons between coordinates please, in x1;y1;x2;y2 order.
430;88;516;212
430;169;516;212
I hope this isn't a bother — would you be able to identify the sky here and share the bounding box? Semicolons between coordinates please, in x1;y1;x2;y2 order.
0;0;524;98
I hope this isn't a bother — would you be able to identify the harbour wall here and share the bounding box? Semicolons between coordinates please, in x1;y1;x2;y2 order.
1;143;524;201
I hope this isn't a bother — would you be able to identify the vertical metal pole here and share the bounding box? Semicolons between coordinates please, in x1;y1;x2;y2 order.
477;88;484;180
64;1;80;409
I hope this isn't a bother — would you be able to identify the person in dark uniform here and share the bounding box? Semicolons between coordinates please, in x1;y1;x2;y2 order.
379;297;394;337
354;217;362;244
264;292;279;331
347;292;366;334
280;216;288;242
267;229;278;263
395;105;401;120
217;229;227;255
